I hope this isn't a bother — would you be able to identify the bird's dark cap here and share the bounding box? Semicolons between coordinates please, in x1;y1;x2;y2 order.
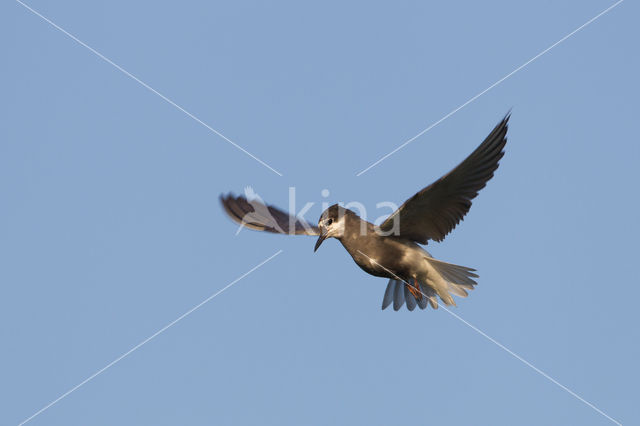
318;204;352;223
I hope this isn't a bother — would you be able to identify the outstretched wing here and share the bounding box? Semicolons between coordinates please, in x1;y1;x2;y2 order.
379;113;509;244
220;193;320;236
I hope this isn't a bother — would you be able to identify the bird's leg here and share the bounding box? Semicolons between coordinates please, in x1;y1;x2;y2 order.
408;278;423;300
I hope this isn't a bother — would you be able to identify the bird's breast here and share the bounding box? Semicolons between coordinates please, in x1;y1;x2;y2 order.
340;235;419;279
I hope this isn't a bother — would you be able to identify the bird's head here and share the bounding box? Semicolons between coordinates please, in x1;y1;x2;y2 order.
314;204;347;252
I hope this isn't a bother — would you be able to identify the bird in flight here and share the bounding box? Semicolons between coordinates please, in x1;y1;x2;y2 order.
221;114;509;311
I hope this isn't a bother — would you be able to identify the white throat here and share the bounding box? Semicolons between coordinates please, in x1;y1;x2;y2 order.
325;216;346;238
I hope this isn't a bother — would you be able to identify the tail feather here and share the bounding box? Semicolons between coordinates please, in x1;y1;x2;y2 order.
416;284;429;310
440;268;477;289
381;257;479;312
381;280;395;310
427;258;478;288
393;280;405;311
382;279;438;311
404;285;417;311
424;257;478;305
447;282;469;297
420;282;439;309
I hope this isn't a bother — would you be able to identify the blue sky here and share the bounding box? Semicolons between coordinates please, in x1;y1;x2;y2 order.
2;1;638;425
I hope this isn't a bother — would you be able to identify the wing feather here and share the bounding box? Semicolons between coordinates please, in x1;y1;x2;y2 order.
379;114;509;243
220;193;320;236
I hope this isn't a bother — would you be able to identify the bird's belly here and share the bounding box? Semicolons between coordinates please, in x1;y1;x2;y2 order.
354;258;390;278
348;240;418;280
356;261;393;278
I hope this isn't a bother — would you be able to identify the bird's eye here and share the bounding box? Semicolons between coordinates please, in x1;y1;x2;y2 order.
326;218;333;226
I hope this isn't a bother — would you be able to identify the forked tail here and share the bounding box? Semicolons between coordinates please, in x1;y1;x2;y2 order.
381;257;478;311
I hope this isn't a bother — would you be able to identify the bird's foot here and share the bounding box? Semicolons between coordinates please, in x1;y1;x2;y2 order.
407;279;423;300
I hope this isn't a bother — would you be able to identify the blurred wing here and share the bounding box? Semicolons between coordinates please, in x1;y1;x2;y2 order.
379;114;509;244
220;193;320;236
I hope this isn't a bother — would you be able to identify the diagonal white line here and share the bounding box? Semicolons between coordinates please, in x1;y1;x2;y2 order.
15;0;284;177
18;250;283;426
356;250;622;425
437;305;622;425
356;0;624;176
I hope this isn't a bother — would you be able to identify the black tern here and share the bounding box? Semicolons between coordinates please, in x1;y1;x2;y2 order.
221;114;509;311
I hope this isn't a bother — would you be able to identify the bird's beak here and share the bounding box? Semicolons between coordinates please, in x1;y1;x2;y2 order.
314;231;327;252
